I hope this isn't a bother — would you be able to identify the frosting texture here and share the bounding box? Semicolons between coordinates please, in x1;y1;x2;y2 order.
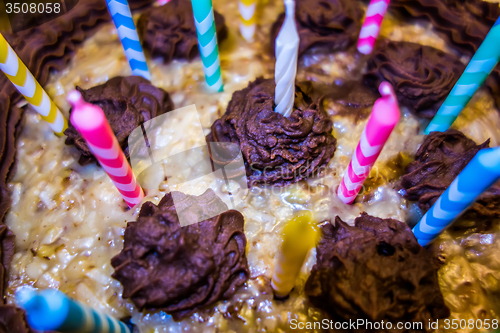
305;213;450;326
402;130;500;219
206;78;336;187
138;0;228;63
111;190;249;320
364;41;465;118
3;0;112;92
270;0;361;56
390;0;500;57
389;0;500;110
0;305;34;333
64;76;174;165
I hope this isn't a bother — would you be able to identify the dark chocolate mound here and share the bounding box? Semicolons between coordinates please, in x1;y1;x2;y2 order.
64;76;174;165
206;77;336;187
0;305;34;333
326;81;380;122
402;130;500;218
389;0;500;110
2;0;112;96
0;0;116;304
305;213;450;328
111;189;249;320
390;0;500;57
138;0;228;64
270;0;362;57
364;41;465;119
0;94;23;301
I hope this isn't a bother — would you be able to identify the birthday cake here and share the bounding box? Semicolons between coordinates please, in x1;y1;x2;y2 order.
0;0;500;332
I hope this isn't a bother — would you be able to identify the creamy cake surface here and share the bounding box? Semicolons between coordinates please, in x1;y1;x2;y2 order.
3;0;500;332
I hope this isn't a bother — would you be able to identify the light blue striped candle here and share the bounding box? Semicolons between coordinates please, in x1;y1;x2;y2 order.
425;16;500;134
190;0;224;92
106;0;151;80
16;289;131;333
412;147;500;246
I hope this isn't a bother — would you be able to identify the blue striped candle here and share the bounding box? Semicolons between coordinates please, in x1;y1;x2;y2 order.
190;0;224;92
16;289;131;333
106;0;151;80
425;16;500;134
412;147;500;246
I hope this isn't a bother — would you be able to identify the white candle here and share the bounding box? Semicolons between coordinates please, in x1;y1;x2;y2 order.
274;0;299;117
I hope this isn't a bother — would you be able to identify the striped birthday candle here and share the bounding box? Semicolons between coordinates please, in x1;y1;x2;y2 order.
239;0;257;41
274;0;299;117
67;90;145;207
0;34;67;135
17;288;131;333
105;0;151;80
190;0;224;92
357;0;390;54
425;16;500;134
413;147;500;246
337;82;400;204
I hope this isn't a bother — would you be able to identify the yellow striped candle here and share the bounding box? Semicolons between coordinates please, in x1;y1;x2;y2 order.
0;34;67;135
271;211;320;297
238;0;257;41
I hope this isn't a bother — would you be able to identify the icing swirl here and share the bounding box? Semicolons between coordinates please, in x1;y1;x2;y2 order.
390;0;500;56
0;305;33;333
111;190;249;320
138;0;228;64
206;77;336;187
270;0;361;56
401;130;500;219
364;40;465;118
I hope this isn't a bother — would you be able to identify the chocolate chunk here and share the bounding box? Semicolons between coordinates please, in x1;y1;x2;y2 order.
138;0;228;64
270;0;362;57
111;189;249;320
64;76;174;165
305;213;450;328
206;77;336;187
0;305;34;333
390;0;500;57
364;40;465;119
402;130;500;218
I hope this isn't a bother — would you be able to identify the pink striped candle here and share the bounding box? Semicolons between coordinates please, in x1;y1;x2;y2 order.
357;0;390;55
67;91;145;208
337;82;400;204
